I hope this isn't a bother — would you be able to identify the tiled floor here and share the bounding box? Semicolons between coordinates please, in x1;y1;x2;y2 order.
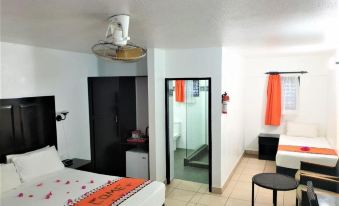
165;155;297;206
174;148;209;184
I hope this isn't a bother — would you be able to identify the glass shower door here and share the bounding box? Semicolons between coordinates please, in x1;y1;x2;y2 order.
185;80;209;168
166;78;210;185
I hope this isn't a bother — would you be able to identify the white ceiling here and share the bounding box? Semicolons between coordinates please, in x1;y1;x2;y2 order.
1;0;338;53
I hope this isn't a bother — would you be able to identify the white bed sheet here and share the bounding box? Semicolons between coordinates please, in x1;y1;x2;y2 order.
0;168;165;206
276;135;338;169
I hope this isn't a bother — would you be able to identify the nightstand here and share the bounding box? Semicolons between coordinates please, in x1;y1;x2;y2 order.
258;133;280;160
63;158;91;171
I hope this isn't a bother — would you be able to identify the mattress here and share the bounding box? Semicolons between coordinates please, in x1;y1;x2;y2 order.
276;135;338;169
0;168;165;206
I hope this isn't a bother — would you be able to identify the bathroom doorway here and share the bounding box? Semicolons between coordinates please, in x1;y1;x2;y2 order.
165;78;211;191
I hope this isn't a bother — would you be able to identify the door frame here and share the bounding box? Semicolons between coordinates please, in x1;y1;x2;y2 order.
165;77;212;192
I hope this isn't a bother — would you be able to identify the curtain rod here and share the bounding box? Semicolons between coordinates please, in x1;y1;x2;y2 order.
265;71;308;75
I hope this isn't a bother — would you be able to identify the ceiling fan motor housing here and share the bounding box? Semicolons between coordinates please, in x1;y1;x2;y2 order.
92;14;146;62
109;14;130;46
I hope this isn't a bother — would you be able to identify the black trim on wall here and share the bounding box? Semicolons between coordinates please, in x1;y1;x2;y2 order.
164;77;212;192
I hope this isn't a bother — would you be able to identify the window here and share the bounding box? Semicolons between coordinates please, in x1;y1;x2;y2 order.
281;76;299;112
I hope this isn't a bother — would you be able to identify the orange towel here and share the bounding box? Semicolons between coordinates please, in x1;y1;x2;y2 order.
72;178;150;206
265;74;281;126
278;145;337;156
175;80;185;102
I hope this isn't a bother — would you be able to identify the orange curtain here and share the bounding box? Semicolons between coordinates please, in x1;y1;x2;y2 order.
175;80;185;102
265;74;281;126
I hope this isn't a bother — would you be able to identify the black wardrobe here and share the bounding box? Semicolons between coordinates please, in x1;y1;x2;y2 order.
88;76;148;177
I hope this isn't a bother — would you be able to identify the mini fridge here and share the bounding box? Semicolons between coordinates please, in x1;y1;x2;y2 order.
126;148;149;179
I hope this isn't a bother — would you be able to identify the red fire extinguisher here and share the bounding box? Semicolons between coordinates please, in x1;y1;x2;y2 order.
222;92;230;114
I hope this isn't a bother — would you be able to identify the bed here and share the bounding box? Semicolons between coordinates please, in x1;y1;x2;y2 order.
0;96;165;206
1;168;165;206
276;134;338;177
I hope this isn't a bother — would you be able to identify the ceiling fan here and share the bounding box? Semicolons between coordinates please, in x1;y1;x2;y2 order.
92;14;146;62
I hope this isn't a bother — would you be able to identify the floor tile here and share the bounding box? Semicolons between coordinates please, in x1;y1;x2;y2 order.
264;166;276;173
190;192;203;203
166;187;174;197
230;173;241;181
245;164;266;170
198;194;228;206
225;198;251;206
255;188;283;206
284;190;297;206
197;184;209;193
231;181;259;201
238;162;248;168
265;160;276;167
238;173;254;183
222;181;237;197
166;155;298;206
167;188;196;202
177;180;202;192
165;198;188;206
247;158;266;165
242;168;264;175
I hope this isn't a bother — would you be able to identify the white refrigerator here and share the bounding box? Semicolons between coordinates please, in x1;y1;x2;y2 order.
126;148;149;179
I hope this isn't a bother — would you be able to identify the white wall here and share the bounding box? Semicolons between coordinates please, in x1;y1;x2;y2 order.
326;59;338;150
0;42;2;98
337;51;339;152
220;49;245;186
0;42;98;160
243;51;334;151
98;58;147;76
147;48;167;182
334;50;339;152
164;48;223;188
148;47;245;188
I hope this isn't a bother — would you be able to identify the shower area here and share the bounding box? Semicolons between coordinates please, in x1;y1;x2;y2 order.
166;79;210;185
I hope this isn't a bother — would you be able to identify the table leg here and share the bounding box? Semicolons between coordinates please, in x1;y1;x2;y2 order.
252;181;254;206
273;189;277;206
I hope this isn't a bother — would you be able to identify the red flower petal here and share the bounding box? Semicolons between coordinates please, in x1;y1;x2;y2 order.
29;195;34;198
36;183;43;187
107;180;112;184
17;193;24;198
55;179;61;183
81;185;86;189
67;199;73;205
76;180;79;182
65;181;70;185
90;180;94;183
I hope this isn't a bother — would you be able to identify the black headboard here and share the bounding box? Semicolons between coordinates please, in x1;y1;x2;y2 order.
0;96;57;163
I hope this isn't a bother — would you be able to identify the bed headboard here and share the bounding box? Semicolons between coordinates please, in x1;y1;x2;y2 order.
0;96;57;163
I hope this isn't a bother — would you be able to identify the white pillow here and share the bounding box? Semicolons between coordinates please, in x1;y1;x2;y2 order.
286;122;318;138
6;146;50;163
12;146;64;182
0;163;22;192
